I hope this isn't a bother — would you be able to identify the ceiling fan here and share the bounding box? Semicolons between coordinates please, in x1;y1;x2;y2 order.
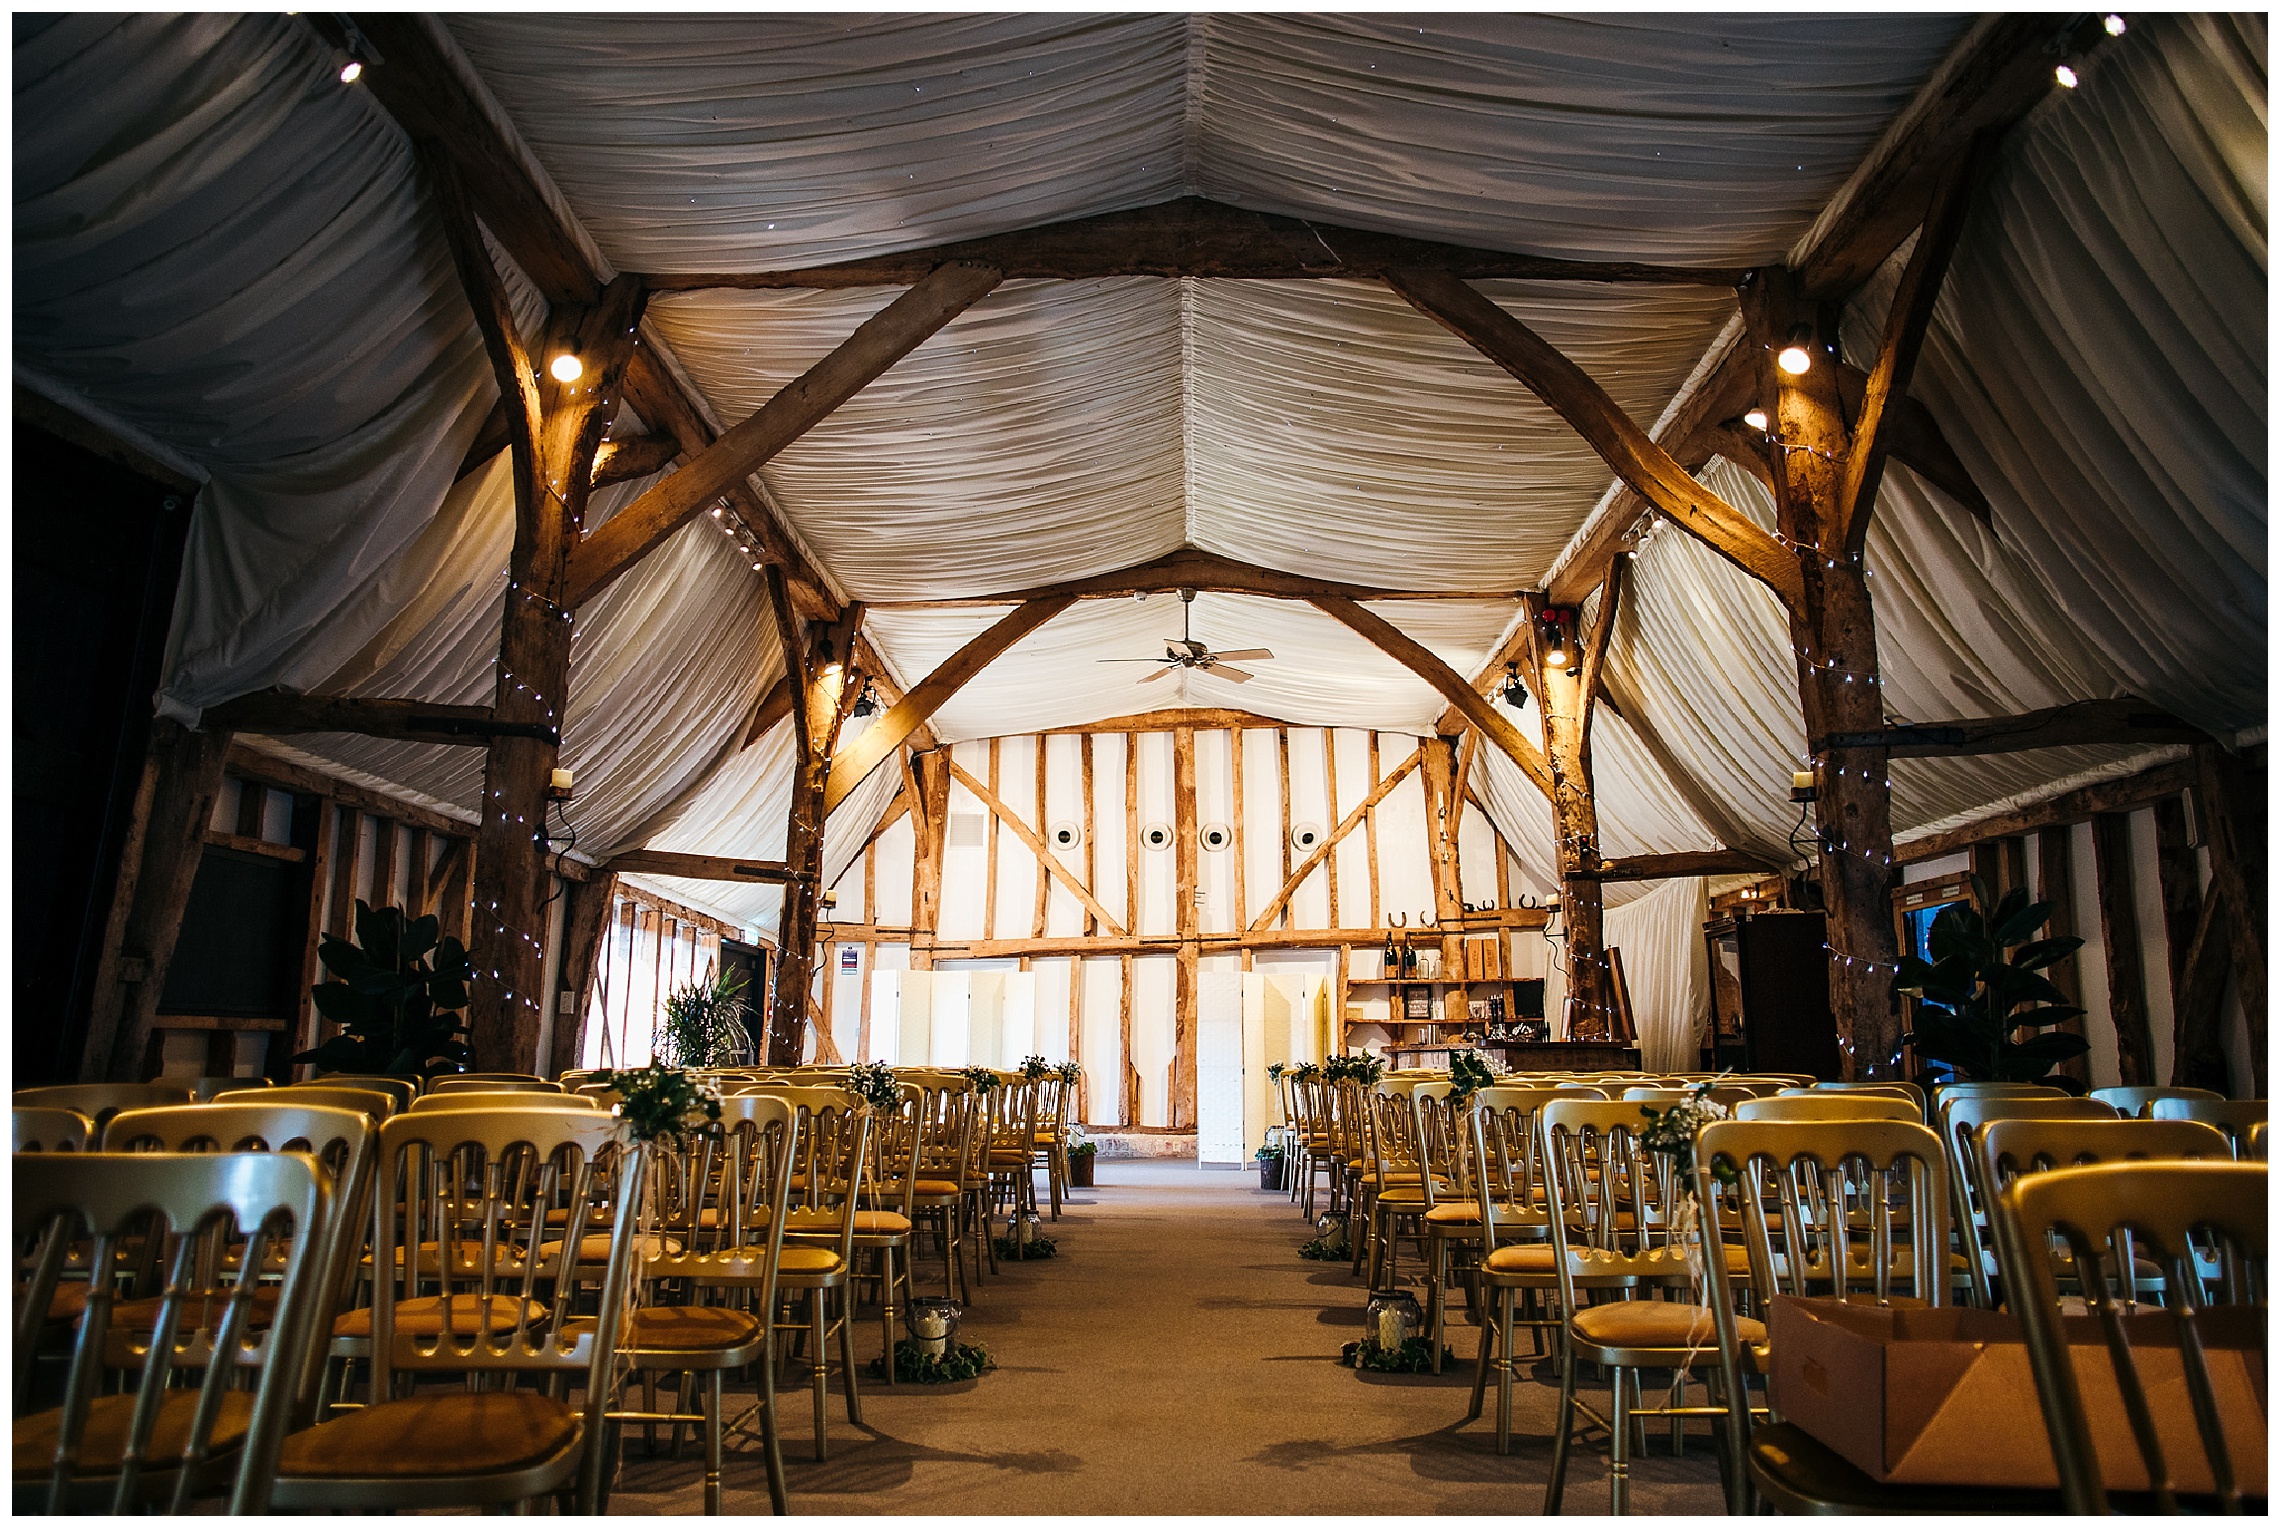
1098;588;1275;684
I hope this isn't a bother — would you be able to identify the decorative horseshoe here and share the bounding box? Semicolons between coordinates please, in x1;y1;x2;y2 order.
1389;913;1407;929
1417;908;1437;929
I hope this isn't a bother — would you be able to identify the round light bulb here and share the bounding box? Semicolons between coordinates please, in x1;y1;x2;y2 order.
1743;407;1770;431
339;58;363;84
1777;344;1812;376
2102;13;2125;36
2054;64;2079;88
549;352;584;383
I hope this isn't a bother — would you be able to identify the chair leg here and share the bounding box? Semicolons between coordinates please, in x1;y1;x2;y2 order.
758;1338;788;1516
703;1368;724;1516
809;1291;829;1462
1543;1329;1578;1512
1428;1238;1446;1373
879;1242;900;1387
1610;1364;1631;1515
1466;1285;1494;1423
836;1286;863;1425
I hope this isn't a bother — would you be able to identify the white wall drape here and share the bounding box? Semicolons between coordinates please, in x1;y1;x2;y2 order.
1605;877;1711;1073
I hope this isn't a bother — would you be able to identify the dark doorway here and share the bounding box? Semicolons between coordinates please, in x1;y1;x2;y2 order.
13;419;194;1083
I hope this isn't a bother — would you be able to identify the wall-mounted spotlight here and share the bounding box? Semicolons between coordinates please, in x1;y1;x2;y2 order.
1776;324;1815;376
851;679;880;718
1538;606;1579;675
549;350;584;383
1499;660;1530;711
1743;406;1770;432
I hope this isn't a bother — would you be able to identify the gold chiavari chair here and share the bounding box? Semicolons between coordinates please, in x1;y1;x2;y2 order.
893;1073;980;1300
407;1090;603;1113
305;1075;419;1111
2149;1096;2266;1157
771;1086;871;1460
1975;1116;2232;1310
1934;1094;2119;1308
1804;1079;1930;1119
2090;1084;2224;1119
1739;1094;1920;1124
1694;1116;1980;1513
14;1084;191;1133
613;1093;795;1514
1406;1083;1471;1370
14;1150;329;1513
1356;1085;1434;1287
1538;1098;1713;1516
220;1083;402;1120
1991;1158;2267;1512
427;1076;562;1096
1461;1085;1563;1452
266;1105;645;1513
98;1104;377;1426
854;1084;924;1383
1288;1076;1338;1218
13;1108;90;1153
440;1072;549;1086
2249;1121;2268;1160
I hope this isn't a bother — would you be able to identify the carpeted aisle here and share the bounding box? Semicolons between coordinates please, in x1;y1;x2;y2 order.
607;1159;1729;1515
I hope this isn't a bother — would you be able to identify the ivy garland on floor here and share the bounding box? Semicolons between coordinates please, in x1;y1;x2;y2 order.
869;1338;995;1384
1297;1237;1343;1261
991;1233;1059;1260
1341;1337;1457;1374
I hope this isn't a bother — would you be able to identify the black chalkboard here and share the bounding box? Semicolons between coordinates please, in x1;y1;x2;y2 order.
157;846;304;1019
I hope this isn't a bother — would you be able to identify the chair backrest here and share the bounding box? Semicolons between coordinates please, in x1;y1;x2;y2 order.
762;1085;872;1259
1696;1117;1952;1307
99;1103;378;1417
1465;1086;1561;1248
427;1076;561;1095
1364;1085;1428;1191
2247;1121;2267;1161
1407;1083;1464;1210
1935;1095;2121;1307
1936;1081;2065;1104
13;1106;91;1152
2091;1085;2225;1119
2149;1097;2266;1157
185;1076;271;1102
647;1092;797;1310
14;1150;327;1513
1619;1086;1694;1106
865;1084;926;1218
406;1090;602;1112
1740;1094;1920;1123
296;1074;420;1111
1807;1079;1929;1115
366;1105;642;1416
1538;1099;1688;1299
13;1083;192;1129
222;1083;401;1119
1991;1159;2266;1512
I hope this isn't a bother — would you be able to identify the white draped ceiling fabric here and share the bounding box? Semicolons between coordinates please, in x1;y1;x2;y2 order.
14;15;2265;966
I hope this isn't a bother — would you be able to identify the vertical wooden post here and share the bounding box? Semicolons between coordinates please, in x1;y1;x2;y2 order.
1118;951;1137;1126
290;797;336;1072
2034;828;2089;1083
1172;725;1198;1130
1418;737;1469;1029
908;747;948;971
83;717;233;1081
2192;744;2266;1092
451;214;649;1070
2091;811;2157;1086
1744;268;1902;1079
766;594;862;1064
1276;728;1292;927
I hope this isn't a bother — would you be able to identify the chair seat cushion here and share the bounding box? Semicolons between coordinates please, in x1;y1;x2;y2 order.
16;1391;254;1479
775;1247;845;1277
1424;1203;1545;1226
621;1304;765;1354
333;1294;545;1340
535;1232;681;1264
1571;1299;1764;1353
912;1179;962;1198
1484;1244;1559;1274
276;1391;577;1480
787;1207;910;1236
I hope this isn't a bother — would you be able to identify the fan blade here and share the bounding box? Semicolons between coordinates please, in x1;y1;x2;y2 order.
1211;665;1255;684
1137;663;1178;683
1096;658;1169;663
1211;648;1274;662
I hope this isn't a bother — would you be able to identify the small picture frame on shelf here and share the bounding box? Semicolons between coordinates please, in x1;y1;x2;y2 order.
1467;998;1488;1024
1402;985;1432;1022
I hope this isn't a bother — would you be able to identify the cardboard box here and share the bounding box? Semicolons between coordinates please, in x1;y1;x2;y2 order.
1767;1295;2265;1493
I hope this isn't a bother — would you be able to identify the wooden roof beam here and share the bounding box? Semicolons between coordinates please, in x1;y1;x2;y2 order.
1818;699;2210;760
1387;268;1803;611
603;849;800;884
563;261;1003;609
1896;758;2195;865
202;691;556;747
1566;849;1784;883
640;197;1751;291
822;596;1077;814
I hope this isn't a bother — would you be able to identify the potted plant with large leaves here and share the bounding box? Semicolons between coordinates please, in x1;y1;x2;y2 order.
292;901;473;1078
1895;878;2089;1088
655;966;752;1068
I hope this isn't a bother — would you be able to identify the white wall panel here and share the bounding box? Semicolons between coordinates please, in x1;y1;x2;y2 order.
1131;954;1175;1125
872;814;914;928
1284;728;1331;928
1078;955;1124;1125
1331;727;1374;927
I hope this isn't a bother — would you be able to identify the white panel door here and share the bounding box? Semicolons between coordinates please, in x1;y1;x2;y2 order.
1196;969;1245;1164
890;971;932;1067
929;972;972;1066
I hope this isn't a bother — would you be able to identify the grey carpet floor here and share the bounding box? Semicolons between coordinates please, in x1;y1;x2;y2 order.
605;1160;1730;1515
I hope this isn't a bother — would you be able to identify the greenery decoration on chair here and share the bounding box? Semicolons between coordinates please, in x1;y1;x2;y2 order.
655;966;752;1068
292;900;472;1078
1895;877;2090;1086
1054;1059;1082;1085
596;1061;722;1146
1447;1049;1497;1100
1322;1052;1385;1087
1018;1055;1054;1083
845;1059;900;1112
961;1065;1002;1094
